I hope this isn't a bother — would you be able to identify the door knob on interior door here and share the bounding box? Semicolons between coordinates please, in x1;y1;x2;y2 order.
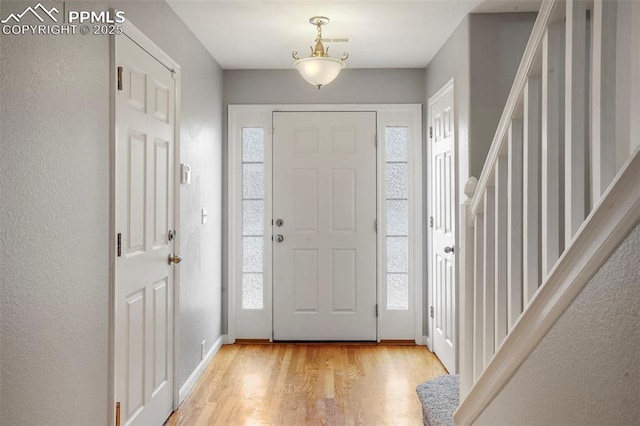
168;254;182;265
274;234;284;243
444;246;454;254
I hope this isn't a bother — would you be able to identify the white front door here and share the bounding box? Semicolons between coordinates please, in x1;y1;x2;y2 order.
430;84;457;372
115;34;176;424
272;111;377;341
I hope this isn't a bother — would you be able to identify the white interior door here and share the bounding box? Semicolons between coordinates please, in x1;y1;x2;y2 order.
115;34;176;425
430;85;457;372
272;111;377;341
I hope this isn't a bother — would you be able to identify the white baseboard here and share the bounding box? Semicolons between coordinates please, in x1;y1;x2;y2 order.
425;335;433;351
178;335;224;404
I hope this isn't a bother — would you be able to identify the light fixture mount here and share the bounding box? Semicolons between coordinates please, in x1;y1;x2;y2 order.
309;16;330;27
292;16;348;89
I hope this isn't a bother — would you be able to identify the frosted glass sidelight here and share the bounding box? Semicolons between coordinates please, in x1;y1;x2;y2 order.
385;126;409;310
387;274;409;310
386;236;408;273
241;127;265;310
242;200;264;235
242;273;263;309
242;163;264;199
386;163;408;199
386;200;408;236
242;237;263;273
242;128;264;162
385;127;408;162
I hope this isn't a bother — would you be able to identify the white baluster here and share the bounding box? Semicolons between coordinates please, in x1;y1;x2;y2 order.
473;211;484;382
495;155;509;348
507;120;523;329
591;0;617;204
459;176;477;398
523;77;542;305
483;186;495;367
565;0;589;242
542;23;565;276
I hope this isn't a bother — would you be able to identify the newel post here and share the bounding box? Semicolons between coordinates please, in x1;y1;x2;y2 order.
459;176;478;400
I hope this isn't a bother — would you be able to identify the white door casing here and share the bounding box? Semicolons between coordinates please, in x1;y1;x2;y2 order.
430;83;457;373
272;111;378;341
228;105;422;344
114;33;176;425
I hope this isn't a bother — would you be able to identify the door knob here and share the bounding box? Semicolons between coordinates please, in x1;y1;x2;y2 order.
444;246;454;254
274;234;284;243
168;254;182;265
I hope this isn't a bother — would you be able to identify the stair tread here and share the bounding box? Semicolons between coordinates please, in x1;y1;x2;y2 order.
416;374;460;426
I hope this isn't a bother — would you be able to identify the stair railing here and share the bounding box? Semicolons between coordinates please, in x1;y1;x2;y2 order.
455;0;640;423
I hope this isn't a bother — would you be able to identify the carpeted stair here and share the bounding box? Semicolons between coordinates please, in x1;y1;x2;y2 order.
416;374;460;426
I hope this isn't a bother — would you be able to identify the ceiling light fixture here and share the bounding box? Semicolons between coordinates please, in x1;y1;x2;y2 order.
292;16;348;89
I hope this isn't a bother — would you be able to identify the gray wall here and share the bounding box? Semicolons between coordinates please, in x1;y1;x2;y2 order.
468;13;537;178
0;1;223;423
425;15;471;199
221;68;426;332
476;221;640;425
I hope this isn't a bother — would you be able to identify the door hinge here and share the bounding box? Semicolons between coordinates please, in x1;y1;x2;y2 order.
117;66;123;91
430;306;434;319
430;216;434;228
429;126;433;139
375;219;378;232
272;128;275;134
115;401;121;426
117;233;122;257
375;134;378;148
375;303;379;318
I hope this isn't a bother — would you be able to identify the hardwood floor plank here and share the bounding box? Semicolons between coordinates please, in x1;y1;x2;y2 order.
166;344;447;425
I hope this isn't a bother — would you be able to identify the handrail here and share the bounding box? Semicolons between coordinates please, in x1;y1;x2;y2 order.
470;0;556;216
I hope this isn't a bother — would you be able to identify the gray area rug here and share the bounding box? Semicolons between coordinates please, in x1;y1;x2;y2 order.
416;374;460;426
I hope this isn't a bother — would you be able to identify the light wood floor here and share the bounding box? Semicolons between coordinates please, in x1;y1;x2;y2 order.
166;344;447;425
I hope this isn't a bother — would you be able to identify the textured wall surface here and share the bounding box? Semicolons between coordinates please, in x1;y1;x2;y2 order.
0;7;111;423
476;221;640;425
221;68;426;332
0;1;222;423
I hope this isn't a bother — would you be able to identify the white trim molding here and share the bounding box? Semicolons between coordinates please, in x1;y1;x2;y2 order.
228;104;423;344
178;335;224;404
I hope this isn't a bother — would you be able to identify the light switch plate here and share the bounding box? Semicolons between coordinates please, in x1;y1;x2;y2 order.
180;163;191;184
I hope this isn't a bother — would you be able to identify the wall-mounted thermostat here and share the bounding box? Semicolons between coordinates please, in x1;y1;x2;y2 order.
180;163;191;184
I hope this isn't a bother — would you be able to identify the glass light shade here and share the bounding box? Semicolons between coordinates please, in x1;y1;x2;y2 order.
293;57;345;88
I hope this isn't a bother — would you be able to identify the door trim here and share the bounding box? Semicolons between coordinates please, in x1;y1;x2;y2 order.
228;104;423;344
427;79;456;360
109;21;182;425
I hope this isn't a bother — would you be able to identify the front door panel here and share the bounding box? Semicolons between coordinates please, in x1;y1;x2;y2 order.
272;112;377;341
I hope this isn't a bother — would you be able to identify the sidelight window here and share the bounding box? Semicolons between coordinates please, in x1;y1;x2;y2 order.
241;128;264;309
385;127;409;310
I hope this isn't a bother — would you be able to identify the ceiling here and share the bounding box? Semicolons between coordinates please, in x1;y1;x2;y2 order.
166;0;541;70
